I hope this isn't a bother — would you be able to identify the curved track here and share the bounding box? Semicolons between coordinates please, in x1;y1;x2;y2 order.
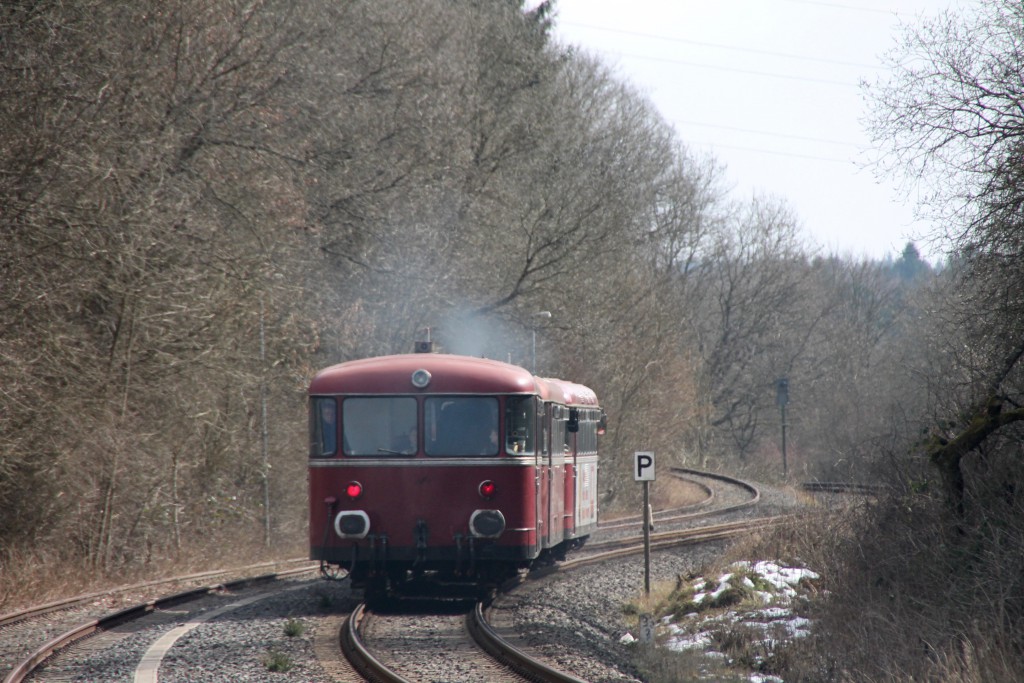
342;601;537;683
3;469;782;682
340;488;783;683
596;467;760;535
1;565;317;683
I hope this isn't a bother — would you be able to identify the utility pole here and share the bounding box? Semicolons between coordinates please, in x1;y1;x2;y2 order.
260;295;271;546
776;378;789;478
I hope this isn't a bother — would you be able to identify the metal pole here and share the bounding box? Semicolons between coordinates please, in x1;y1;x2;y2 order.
260;295;270;546
780;403;788;479
643;480;651;596
531;328;537;373
776;377;789;480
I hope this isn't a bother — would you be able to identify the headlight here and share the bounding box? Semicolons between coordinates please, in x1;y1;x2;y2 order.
469;509;505;538
334;511;370;538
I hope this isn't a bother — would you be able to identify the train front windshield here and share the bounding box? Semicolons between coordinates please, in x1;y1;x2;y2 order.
310;394;541;458
424;397;499;456
342;397;418;456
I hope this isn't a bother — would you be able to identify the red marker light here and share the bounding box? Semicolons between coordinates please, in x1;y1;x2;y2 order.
345;481;363;499
478;480;496;499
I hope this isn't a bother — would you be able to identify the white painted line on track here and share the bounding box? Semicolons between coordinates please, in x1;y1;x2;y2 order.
134;583;309;683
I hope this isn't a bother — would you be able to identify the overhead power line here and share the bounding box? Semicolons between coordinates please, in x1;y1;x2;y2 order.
676;119;861;148
687;139;856;164
560;20;880;70
778;0;896;15
583;47;858;88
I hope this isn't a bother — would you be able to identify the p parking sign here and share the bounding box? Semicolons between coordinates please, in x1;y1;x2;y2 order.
634;451;655;481
634;450;656;595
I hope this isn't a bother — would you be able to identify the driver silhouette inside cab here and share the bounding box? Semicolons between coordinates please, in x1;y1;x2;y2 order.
319;401;337;455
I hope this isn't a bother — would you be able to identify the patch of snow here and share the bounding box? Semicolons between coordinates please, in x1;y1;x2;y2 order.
754;607;792;620
665;631;714;651
654;560;820;680
709;583;731;601
753;561;819;591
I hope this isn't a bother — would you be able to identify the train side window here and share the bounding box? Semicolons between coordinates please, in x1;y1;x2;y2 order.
342;397;417;456
424;397;498;456
575;410;589;454
581;417;596;454
505;396;536;455
540;402;550;457
552;406;568;457
310;397;337;457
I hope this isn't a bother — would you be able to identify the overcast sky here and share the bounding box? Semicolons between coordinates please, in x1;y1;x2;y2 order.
544;0;978;262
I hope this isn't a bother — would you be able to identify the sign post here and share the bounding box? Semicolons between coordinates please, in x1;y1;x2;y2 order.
634;451;655;596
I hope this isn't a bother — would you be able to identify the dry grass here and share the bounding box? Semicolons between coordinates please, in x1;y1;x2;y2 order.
626;546;820;682
0;532;306;614
652;477;710;509
602;474;711;520
623;579;752;682
628;481;1024;683
733;477;1024;683
635;646;750;682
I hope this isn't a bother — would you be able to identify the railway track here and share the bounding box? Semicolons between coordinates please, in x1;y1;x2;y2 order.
596;466;760;535
800;480;885;495
340;466;778;683
340;516;780;683
1;564;319;683
342;601;545;683
4;469;783;682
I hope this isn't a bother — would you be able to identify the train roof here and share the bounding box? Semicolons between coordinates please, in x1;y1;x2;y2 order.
309;353;599;406
537;377;599;407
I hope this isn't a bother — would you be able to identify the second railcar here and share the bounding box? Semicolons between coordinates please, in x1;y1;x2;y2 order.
307;351;603;598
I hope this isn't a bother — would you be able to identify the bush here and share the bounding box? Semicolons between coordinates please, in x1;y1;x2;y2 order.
769;454;1024;682
262;650;293;673
283;618;305;637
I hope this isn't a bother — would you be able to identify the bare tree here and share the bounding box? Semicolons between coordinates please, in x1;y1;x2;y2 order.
1;0;326;567
782;4;1024;677
867;0;1024;507
682;196;822;464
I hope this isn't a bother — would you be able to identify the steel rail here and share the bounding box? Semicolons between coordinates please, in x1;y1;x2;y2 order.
342;598;586;683
467;513;790;682
669;467;761;507
597;468;760;533
339;603;416;683
596;470;715;530
336;470;767;682
555;516;785;572
467;602;589;683
801;481;886;494
338;508;789;683
2;565;317;683
0;557;313;628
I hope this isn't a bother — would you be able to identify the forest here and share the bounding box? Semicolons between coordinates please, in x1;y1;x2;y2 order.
2;0;1022;679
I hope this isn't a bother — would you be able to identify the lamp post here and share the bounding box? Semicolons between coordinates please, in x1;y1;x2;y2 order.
531;311;551;373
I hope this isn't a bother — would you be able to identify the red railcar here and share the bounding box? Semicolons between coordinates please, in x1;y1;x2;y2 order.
307;351;603;598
